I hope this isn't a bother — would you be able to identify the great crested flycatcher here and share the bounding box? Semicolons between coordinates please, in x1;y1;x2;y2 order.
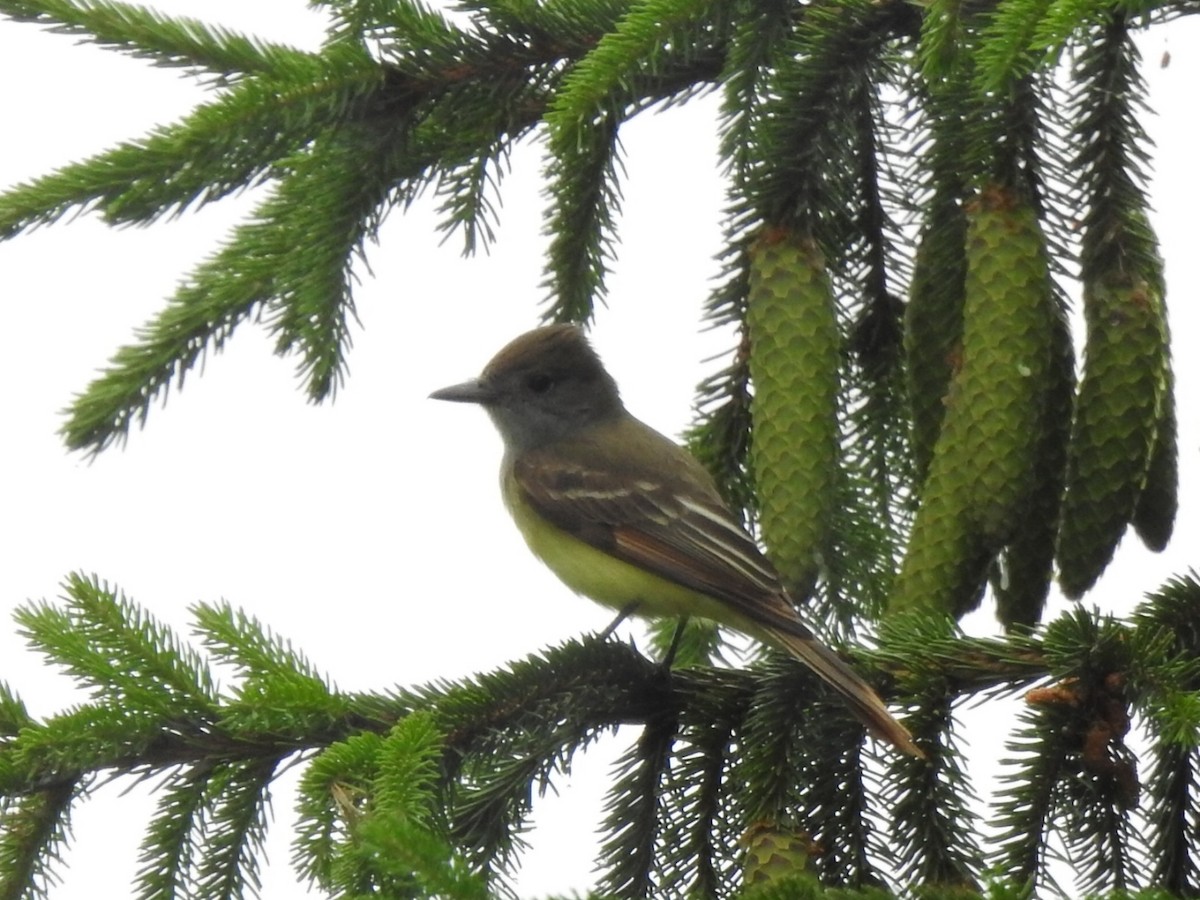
431;324;921;757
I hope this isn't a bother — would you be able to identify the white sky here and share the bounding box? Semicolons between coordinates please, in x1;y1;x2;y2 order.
0;3;1197;897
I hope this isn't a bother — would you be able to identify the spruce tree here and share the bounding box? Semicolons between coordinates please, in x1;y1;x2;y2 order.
1;0;1197;897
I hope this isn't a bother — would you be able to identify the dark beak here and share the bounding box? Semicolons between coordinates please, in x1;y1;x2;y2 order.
429;378;496;404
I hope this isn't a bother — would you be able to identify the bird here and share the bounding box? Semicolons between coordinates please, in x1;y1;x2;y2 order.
430;324;922;757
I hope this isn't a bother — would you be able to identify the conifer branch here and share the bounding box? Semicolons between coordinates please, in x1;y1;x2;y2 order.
0;49;386;235
0;779;80;900
0;685;31;739
820;81;915;634
0;0;308;78
745;0;920;236
546;0;724;135
15;574;216;715
1147;741;1200;894
717;0;795;182
134;763;212;900
598;711;677;898
4;572;1200;894
889;692;983;888
687;244;754;513
666;717;738;896
1070;11;1157;279
195;756;274;900
0;1;731;452
2;0;1198;894
541;108;623;323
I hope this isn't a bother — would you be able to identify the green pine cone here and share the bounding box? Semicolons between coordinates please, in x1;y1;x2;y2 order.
905;191;969;487
945;188;1058;541
994;299;1074;630
892;186;1056;619
1057;266;1169;597
741;822;817;886
890;474;992;619
1132;352;1177;552
747;229;841;600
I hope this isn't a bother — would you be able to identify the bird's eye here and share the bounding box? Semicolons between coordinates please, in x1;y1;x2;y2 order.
526;372;554;394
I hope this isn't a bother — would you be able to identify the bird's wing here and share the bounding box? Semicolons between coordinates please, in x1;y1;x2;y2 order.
510;449;814;640
512;437;925;758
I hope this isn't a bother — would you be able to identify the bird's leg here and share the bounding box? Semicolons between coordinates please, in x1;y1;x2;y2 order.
660;616;691;670
598;601;641;641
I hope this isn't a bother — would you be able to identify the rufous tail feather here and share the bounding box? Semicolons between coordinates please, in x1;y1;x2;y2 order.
769;630;924;758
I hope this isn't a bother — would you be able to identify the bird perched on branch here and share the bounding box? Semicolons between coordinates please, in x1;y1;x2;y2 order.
431;324;922;758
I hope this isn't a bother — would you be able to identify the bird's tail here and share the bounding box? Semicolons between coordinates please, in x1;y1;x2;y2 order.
767;629;924;758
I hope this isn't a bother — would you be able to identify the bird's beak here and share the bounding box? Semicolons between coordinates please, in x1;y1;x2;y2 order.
429;378;496;405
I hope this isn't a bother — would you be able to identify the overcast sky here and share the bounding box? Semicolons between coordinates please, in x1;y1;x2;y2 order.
1;3;1197;897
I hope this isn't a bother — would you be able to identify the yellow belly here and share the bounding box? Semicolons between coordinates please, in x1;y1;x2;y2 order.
502;472;738;626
